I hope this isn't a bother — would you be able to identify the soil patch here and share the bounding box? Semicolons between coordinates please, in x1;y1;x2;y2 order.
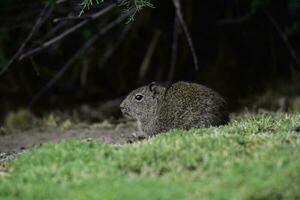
0;120;141;163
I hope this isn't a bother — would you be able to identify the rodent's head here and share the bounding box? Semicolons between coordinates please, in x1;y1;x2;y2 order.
120;82;166;121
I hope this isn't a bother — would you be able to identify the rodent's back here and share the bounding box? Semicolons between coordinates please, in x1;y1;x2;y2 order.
157;82;228;131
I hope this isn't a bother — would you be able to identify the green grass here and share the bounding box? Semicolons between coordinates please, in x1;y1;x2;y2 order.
1;113;300;200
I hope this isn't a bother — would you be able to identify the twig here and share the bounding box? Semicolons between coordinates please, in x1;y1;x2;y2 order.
56;0;67;4
168;14;179;82
264;10;300;68
20;3;116;60
29;12;130;107
53;16;92;23
37;20;69;44
99;24;132;68
138;31;161;83
0;3;52;75
172;0;199;71
217;12;254;25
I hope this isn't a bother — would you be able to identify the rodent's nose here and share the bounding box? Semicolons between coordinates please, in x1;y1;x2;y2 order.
120;105;127;113
120;101;125;109
120;106;131;118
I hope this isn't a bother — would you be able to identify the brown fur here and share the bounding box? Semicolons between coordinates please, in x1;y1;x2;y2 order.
120;81;229;136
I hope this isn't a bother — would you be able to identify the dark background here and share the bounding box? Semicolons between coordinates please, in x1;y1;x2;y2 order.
0;0;300;121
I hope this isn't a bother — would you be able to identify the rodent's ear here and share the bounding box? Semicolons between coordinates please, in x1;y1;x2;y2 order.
149;82;156;92
149;82;164;96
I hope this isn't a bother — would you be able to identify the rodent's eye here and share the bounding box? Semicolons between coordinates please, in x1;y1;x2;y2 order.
134;94;144;102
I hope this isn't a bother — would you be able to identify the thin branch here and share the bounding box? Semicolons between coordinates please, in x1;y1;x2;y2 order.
56;0;68;4
168;14;179;82
172;0;199;71
99;24;132;68
37;20;69;44
0;3;53;75
217;12;254;25
138;31;161;83
29;13;130;107
20;3;116;60
264;10;300;68
53;15;92;23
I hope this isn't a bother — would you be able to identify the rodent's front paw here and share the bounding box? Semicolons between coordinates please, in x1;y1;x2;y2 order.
131;131;148;139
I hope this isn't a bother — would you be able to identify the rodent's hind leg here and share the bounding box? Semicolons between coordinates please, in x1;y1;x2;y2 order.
191;117;212;129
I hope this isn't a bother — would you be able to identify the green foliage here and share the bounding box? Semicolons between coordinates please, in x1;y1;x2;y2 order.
3;111;75;132
4;110;36;132
118;0;154;22
1;113;300;199
80;0;154;21
41;112;75;130
80;0;104;16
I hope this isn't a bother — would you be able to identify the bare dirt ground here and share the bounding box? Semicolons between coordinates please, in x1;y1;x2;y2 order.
0;120;140;163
